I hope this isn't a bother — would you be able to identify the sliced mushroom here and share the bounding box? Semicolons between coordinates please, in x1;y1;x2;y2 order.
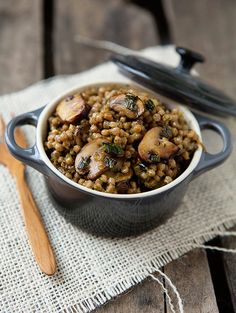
109;93;144;119
104;157;123;172
75;156;91;175
74;124;89;145
56;93;90;123
106;168;133;193
138;127;179;163
75;138;116;180
75;138;105;178
75;138;100;175
106;169;132;183
88;154;108;180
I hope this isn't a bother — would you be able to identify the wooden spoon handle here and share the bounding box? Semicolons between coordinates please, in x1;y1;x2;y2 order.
16;172;56;275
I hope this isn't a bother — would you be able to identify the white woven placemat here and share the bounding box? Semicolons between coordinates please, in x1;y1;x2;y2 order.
0;46;236;313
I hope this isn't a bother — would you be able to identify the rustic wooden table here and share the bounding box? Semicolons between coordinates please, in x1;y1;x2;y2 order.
1;1;235;312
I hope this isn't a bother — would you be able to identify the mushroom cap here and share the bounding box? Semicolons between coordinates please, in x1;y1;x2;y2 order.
109;93;144;119
56;93;90;123
138;127;179;163
75;138;108;179
107;169;133;194
105;169;133;183
75;138;131;181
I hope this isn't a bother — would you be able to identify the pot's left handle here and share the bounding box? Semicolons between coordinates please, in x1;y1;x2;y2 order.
5;107;48;175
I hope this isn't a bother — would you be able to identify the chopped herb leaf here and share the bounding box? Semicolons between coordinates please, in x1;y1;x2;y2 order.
134;163;147;175
102;142;124;156
124;93;138;111
160;126;172;139
139;163;147;171
77;156;91;170
149;153;160;163
104;156;117;169
145;99;155;111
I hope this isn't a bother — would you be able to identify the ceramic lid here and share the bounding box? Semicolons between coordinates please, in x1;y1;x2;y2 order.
111;47;236;117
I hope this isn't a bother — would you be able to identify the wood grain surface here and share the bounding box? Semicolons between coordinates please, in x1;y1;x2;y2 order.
165;0;236;97
0;0;56;276
97;274;165;313
54;0;158;74
0;0;42;94
221;227;236;312
15;170;56;275
165;249;218;313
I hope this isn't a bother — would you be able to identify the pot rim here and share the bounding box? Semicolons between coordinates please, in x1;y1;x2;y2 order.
37;81;203;199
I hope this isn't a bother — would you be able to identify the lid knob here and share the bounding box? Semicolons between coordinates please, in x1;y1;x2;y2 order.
176;47;205;73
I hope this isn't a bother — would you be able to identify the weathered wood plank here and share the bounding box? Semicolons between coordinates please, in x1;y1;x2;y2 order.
54;0;158;74
165;0;236;310
221;227;236;312
165;0;236;97
0;0;42;94
165;249;218;313
97;275;164;313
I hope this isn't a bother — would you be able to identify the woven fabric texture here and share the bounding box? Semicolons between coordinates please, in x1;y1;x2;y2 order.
0;46;235;313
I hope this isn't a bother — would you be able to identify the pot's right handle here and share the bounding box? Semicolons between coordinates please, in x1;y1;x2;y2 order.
193;113;232;177
5;107;48;175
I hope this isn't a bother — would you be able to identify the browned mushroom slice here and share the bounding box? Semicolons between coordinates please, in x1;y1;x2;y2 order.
75;138;103;175
106;169;132;182
56;93;90;123
88;150;126;180
87;150;108;180
75;138;112;180
138;127;179;163
74;124;89;145
106;168;132;194
109;93;144;119
104;156;123;172
75;156;91;175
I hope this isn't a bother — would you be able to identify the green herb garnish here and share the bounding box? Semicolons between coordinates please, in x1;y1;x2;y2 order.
104;156;117;169
139;163;147;171
102;142;124;156
145;99;155;111
134;163;147;175
149;153;160;163
124;93;138;111
77;156;91;170
160;126;172;139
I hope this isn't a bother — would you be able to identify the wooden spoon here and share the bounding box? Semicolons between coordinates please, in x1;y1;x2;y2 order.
0;115;56;276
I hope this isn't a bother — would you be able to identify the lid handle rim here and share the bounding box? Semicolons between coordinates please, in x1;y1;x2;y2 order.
176;47;205;73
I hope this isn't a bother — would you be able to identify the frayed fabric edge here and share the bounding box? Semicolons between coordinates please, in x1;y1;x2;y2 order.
61;218;236;313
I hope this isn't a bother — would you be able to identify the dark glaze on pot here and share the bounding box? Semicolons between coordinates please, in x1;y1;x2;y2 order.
46;171;187;237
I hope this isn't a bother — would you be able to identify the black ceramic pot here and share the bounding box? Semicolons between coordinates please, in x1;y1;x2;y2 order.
5;83;232;237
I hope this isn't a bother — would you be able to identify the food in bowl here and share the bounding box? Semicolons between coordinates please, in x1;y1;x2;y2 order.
44;84;200;194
